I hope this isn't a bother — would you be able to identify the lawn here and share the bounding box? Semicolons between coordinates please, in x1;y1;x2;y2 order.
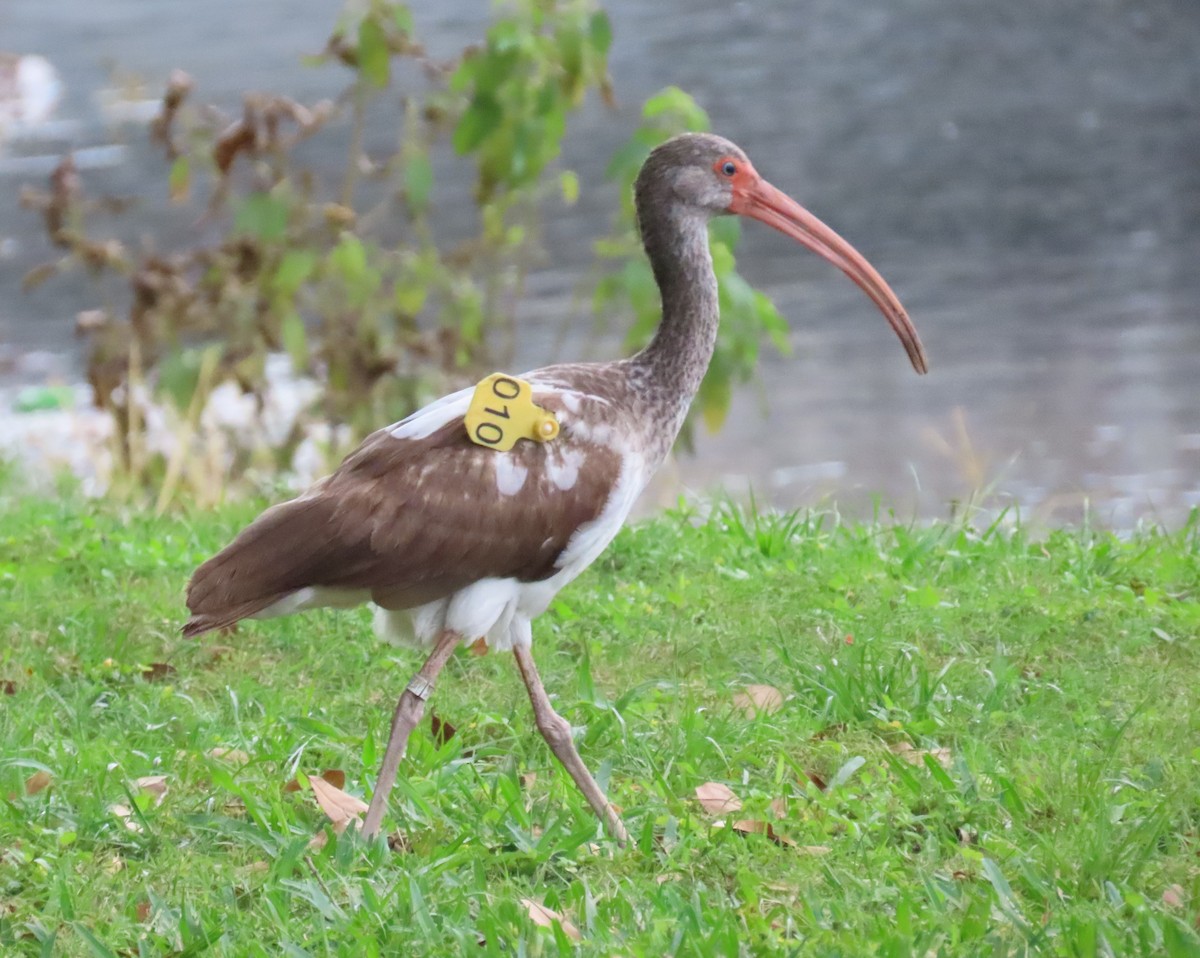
2;477;1199;956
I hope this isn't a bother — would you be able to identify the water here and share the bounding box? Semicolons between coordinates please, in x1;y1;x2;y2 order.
2;0;1198;526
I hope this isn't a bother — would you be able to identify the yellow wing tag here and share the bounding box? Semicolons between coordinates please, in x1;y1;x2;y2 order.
464;373;560;451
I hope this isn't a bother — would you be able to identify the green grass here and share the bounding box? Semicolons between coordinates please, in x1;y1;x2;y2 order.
2;481;1199;956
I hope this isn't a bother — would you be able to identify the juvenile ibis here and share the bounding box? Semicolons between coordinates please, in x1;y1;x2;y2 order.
184;132;927;844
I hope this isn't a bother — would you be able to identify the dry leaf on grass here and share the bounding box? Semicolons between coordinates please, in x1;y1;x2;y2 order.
135;775;168;805
469;636;489;656
695;782;742;815
310;775;367;833
430;711;457;747
318;769;346;790
207;747;251;765
731;819;797;847
284;768;345;794
135;900;151;923
890;741;952;769
520;899;582;942
769;796;788;819
2;680;16;695
24;770;52;796
141;662;176;682
732;684;783;717
387;830;412;854
108;803;142;832
519;772;538;790
1162;884;1185;909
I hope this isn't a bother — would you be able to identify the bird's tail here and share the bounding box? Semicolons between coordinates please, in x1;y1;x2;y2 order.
183;497;335;637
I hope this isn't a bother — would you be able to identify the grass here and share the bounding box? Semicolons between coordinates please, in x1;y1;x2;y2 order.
2;478;1199;956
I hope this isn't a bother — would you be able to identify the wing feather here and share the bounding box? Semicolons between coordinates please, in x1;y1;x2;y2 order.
184;388;624;637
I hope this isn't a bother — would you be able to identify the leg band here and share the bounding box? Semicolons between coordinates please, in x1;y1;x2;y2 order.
406;675;435;700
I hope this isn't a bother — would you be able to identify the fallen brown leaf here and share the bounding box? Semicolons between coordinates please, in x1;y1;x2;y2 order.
803;770;828;791
387;830;412;853
24;770;52;796
890;741;952;769
135;775;168;805
319;769;346;790
136;900;151;923
1;680;16;695
1163;884;1185;909
694;782;742;815
207;747;251;765
769;796;788;819
519;772;538;790
731;819;797;847
520;899;582;942
141;662;176;682
430;711;457;747
469;636;489;656
310;776;367;833
285;768;346;793
108;803;142;832
732;684;783;717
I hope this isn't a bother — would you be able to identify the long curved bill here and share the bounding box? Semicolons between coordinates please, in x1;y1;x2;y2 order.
731;177;928;374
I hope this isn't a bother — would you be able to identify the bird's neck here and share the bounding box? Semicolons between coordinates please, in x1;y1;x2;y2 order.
630;210;719;435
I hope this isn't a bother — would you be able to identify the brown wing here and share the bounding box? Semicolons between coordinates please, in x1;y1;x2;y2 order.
183;410;622;637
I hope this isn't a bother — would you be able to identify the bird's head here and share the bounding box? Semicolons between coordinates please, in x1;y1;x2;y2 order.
636;132;928;374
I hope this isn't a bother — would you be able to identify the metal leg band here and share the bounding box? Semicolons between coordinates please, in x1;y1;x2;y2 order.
406;675;435;701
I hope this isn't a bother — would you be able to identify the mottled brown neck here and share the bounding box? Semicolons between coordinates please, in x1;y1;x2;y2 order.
629;208;720;448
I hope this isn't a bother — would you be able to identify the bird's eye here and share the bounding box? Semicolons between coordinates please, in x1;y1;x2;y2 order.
720;160;737;177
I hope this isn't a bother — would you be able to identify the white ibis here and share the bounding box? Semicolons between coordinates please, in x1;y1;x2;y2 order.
184;132;927;844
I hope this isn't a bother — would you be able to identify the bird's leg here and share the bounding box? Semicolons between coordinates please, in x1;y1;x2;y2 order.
512;644;629;847
362;628;461;841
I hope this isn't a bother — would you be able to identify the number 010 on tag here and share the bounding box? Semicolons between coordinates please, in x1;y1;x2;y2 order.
464;374;560;451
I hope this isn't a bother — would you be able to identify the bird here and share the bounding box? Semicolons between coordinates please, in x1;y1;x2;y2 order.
184;132;928;845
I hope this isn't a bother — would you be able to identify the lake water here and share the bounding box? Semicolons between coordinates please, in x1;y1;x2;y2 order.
2;0;1198;527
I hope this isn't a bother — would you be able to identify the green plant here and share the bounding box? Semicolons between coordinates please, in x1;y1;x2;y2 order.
21;2;789;503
